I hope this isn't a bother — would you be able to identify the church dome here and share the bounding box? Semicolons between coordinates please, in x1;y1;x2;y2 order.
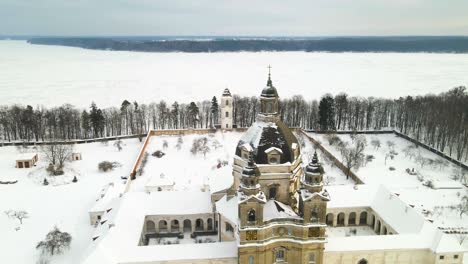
235;120;299;165
261;78;278;98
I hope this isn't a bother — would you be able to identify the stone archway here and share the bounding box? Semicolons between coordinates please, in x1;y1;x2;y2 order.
337;212;345;226
146;220;156;233
348;212;357;226
326;213;334;226
359;211;368;225
159;220;168;232
195;218;204;231
183;219;192;232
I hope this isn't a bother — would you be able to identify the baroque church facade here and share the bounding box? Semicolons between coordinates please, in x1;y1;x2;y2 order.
232;71;330;264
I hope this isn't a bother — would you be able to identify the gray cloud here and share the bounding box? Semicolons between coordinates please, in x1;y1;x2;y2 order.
1;0;467;35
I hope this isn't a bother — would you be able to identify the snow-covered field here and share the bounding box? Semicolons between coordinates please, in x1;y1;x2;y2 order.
129;131;243;193
1;40;468;107
0;139;142;264
296;132;353;186
309;132;468;239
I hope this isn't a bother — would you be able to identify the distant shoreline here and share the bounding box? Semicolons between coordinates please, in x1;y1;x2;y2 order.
22;36;468;53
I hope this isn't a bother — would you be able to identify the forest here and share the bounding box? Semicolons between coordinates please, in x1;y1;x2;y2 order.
28;36;468;53
0;86;467;162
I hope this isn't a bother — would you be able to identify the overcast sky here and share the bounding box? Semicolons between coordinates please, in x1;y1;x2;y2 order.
1;0;468;36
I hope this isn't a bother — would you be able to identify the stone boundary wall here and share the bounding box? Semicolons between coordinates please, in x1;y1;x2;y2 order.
0;134;146;147
392;130;468;171
307;129;468;171
299;130;364;184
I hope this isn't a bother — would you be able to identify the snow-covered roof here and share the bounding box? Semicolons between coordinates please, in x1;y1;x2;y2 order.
264;147;283;154
263;200;301;222
145;173;174;188
241;143;253;152
90;183;124;213
15;153;37;161
208;165;233;194
216;195;238;224
326;184;465;254
83;191;231;264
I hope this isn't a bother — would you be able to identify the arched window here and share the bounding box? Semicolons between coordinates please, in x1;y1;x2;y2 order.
171;219;179;231
349;212;357;226
248;209;256;222
337;212;345;226
207;218;213;230
275;249;285;261
225;111;229;117
158;220;167;232
248;256;254;264
326;213;334;226
183;219;191;232
266;102;273;113
195;219;204;231
311;207;319;223
226;100;229;106
269;187;277;199
146;220;156;232
358;259;368;264
309;253;316;264
359;211;368;225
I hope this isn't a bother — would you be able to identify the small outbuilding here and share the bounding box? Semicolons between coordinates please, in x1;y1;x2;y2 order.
15;153;38;169
145;173;175;192
71;152;82;161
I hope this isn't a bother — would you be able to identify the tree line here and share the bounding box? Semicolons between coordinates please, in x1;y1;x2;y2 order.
0;87;467;162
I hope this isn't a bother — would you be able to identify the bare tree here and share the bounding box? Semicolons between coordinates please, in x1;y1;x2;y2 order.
386;140;395;150
42;143;73;169
342;136;367;179
457;195;468;218
4;210;29;225
455;228;468;245
113;139;123;152
370;138;381;150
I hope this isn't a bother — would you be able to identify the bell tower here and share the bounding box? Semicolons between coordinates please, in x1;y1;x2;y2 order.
221;88;233;129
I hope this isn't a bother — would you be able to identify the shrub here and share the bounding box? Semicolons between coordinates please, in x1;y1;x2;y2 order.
72;176;78;183
152;150;165;158
98;161;121;172
389;166;396;171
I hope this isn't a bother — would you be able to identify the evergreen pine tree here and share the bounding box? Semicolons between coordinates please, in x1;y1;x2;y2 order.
318;94;336;131
210;96;219;127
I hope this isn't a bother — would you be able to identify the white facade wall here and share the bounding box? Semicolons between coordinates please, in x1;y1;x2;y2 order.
221;94;233;129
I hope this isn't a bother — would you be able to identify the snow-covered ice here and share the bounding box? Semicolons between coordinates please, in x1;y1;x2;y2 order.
1;40;468;107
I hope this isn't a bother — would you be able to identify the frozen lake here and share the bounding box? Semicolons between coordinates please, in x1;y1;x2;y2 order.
1;40;468;108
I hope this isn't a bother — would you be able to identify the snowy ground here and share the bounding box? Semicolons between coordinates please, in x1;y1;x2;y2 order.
309;132;468;256
2;40;468;107
326;226;377;237
295;132;354;186
0;139;142;264
129;131;243;193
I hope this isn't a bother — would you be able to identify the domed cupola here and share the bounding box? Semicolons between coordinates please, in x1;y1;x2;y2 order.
261;73;278;98
239;152;261;195
235;66;300;165
302;151;324;192
259;66;279;117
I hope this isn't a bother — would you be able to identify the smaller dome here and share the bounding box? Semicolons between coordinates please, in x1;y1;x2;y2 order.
242;153;259;177
261;74;278;98
306;151;322;174
261;85;278;98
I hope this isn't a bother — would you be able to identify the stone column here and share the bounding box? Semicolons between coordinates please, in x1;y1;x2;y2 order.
344;214;349;227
